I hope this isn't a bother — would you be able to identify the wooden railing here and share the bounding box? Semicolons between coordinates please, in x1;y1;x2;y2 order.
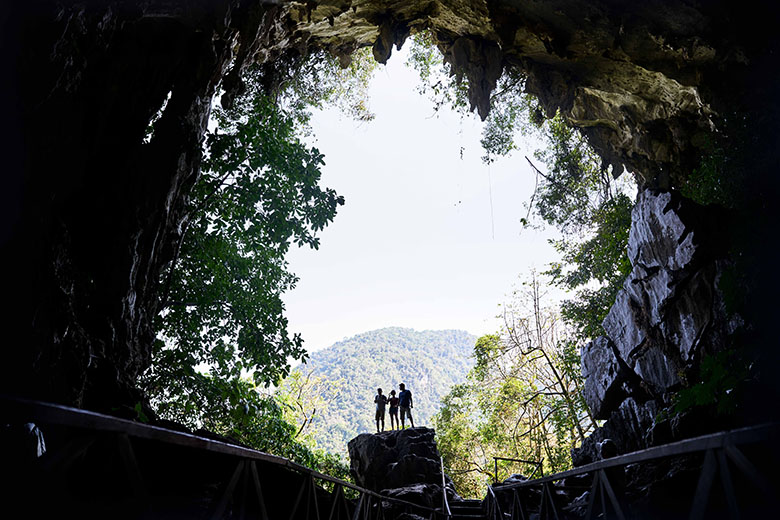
484;422;779;520
1;396;451;520
7;395;776;519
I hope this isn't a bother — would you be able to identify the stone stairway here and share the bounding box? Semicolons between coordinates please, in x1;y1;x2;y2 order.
449;499;486;520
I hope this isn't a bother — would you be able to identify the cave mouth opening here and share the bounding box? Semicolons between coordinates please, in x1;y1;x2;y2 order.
274;40;594;354
3;1;780;439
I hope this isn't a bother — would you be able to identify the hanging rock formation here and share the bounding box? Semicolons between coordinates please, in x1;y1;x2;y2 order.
2;1;778;418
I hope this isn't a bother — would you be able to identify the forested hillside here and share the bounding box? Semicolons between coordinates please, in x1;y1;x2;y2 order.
292;328;476;455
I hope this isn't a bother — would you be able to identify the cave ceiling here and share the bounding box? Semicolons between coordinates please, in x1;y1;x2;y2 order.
1;0;776;411
232;0;771;187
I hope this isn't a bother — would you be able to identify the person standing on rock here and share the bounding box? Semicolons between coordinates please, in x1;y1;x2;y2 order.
398;383;414;428
387;389;400;430
374;388;388;433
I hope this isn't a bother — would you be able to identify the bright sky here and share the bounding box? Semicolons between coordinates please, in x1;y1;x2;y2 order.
282;46;563;352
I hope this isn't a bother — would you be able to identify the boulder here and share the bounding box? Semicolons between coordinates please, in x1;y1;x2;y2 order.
586;190;736;418
348;428;443;491
581;337;632;420
348;427;461;510
380;483;440;509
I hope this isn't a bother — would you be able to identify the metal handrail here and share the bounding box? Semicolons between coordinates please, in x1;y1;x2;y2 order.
485;484;504;519
493;455;544;484
483;422;779;520
492;422;779;490
440;456;452;518
1;395;443;517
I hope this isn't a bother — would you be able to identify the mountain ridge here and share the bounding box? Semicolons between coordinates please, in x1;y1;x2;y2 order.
294;327;477;455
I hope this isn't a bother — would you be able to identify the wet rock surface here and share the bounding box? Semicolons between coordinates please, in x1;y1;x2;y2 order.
581;336;631;420
578;190;737;459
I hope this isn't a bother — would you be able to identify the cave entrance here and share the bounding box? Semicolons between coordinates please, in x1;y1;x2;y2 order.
5;0;780;448
281;42;566;352
4;1;780;516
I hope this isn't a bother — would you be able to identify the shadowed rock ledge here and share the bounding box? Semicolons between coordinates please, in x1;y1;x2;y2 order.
348;427;460;513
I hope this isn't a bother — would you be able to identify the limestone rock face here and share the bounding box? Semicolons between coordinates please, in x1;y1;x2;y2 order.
581;337;630;420
3;0;774;418
277;0;774;188
1;0;264;411
348;427;459;508
572;398;658;466
600;190;732;396
578;189;737;457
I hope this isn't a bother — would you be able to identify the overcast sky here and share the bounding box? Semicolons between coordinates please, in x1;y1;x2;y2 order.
282;46;563;352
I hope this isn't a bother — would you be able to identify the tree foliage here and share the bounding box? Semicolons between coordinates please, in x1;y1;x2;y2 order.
142;49;376;473
149;91;343;405
275;369;341;448
502;110;635;340
408;32;634;340
434;275;595;498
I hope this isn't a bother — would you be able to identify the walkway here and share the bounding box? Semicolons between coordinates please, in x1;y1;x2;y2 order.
2;396;777;519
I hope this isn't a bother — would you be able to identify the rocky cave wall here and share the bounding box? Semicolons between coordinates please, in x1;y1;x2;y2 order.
2;0;779;421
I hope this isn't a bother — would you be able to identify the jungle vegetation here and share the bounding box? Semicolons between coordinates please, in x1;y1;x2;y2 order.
141;48;376;474
140;29;637;486
284;328;476;455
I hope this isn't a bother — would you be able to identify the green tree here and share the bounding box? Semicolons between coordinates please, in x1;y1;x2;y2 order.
147;92;343;408
275;369;345;449
435;276;595;498
143;49;376;465
408;32;634;340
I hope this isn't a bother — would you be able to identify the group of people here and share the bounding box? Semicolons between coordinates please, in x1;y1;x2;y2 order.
373;383;414;433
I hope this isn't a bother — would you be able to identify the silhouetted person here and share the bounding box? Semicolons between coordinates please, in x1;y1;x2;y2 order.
388;389;400;430
398;383;414;428
374;388;388;433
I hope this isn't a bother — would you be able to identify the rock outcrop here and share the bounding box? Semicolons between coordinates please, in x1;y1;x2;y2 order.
348;427;459;511
577;190;740;462
2;1;778;420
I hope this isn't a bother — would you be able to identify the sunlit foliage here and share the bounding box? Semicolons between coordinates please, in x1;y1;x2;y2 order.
435;275;595;498
143;49;375;474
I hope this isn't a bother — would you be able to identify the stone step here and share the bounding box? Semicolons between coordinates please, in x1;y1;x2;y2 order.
449;500;486;520
451;500;483;508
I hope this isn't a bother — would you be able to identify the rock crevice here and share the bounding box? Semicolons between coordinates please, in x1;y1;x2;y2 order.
578;189;737;462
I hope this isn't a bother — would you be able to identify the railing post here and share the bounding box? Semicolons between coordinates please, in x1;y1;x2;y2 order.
209;460;245;520
440;456;451;519
690;449;717;520
494;457;498;485
249;461;269;520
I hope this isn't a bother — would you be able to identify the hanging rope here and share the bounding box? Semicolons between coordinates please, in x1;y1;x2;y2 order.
487;163;495;239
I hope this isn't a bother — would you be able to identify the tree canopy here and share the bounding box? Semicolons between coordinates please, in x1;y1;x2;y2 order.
141;49;376;474
435;276;595;498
